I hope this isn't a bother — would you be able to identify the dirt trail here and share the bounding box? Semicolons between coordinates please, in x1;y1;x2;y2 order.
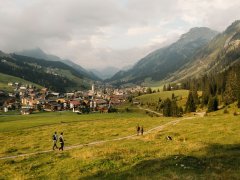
0;112;204;160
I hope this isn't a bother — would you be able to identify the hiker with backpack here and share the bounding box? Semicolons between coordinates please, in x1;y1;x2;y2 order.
52;132;58;150
59;132;64;151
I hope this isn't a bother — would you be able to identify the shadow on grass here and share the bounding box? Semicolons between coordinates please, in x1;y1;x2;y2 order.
83;143;240;179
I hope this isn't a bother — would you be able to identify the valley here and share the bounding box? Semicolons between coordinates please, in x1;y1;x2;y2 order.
0;10;240;179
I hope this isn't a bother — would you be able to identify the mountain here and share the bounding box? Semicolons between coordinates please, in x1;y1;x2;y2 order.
109;27;218;86
90;66;120;80
0;52;94;92
167;20;240;82
16;48;100;81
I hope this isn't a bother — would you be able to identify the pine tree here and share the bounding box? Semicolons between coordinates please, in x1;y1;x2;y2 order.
207;96;218;112
224;69;239;104
163;85;166;91
147;87;152;94
185;91;196;112
167;84;171;91
192;89;199;105
171;99;178;117
163;98;172;117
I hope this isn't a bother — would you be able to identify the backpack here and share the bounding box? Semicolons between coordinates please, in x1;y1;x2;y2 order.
52;134;56;140
59;136;63;143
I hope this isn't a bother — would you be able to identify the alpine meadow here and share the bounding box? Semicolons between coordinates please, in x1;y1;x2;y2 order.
0;1;240;179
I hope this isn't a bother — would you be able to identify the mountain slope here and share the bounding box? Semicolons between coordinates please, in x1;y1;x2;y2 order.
16;48;100;81
168;20;240;82
0;52;93;92
109;27;218;86
0;72;42;92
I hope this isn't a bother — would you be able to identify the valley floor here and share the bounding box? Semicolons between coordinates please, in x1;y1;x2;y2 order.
0;109;239;179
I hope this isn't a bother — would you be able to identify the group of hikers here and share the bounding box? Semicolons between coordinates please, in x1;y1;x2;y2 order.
52;125;144;151
52;132;64;151
136;124;144;135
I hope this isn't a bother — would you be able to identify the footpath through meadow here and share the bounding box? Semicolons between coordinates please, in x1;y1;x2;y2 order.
0;110;204;160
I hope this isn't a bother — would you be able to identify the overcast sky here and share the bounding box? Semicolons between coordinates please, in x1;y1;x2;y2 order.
1;0;240;70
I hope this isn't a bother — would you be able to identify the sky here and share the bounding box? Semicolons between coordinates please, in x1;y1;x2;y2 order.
0;0;240;70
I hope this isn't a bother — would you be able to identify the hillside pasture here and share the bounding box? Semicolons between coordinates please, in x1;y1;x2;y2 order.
0;109;239;179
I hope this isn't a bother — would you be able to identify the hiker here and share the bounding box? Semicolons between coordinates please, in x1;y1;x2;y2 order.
140;126;144;135
136;124;140;135
59;132;64;151
52;132;58;150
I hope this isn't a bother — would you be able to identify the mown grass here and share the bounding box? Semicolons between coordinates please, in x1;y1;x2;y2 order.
0;108;240;179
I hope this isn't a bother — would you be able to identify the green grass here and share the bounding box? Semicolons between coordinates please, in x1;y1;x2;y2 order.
135;90;189;109
0;107;240;179
0;72;42;92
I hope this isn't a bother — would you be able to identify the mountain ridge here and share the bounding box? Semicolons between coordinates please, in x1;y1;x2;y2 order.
109;27;219;86
0;51;94;92
16;48;100;81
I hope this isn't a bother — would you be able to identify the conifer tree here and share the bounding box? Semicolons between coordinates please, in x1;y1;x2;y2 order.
167;84;171;91
163;85;166;91
146;87;152;94
224;70;240;104
163;98;172;117
207;96;218;112
171;99;178;117
192;89;199;105
185;91;196;112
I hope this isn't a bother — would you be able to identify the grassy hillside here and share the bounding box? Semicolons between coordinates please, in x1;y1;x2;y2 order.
0;54;93;92
0;72;42;92
0;107;239;179
135;90;190;108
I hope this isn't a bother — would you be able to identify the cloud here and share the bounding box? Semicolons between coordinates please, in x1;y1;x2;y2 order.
0;0;240;69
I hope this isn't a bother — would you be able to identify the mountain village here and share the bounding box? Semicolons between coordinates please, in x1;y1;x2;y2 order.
0;82;147;115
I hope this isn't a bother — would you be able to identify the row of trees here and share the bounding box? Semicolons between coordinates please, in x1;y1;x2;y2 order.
182;63;240;111
156;95;183;117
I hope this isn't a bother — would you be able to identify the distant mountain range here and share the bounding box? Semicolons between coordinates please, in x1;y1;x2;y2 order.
108;27;219;86
90;66;120;80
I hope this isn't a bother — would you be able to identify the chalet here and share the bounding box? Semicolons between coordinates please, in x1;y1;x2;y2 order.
44;101;62;111
21;106;33;115
69;100;80;109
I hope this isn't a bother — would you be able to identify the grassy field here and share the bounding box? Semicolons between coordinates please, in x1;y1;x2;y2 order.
135;90;190;109
0;106;240;179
